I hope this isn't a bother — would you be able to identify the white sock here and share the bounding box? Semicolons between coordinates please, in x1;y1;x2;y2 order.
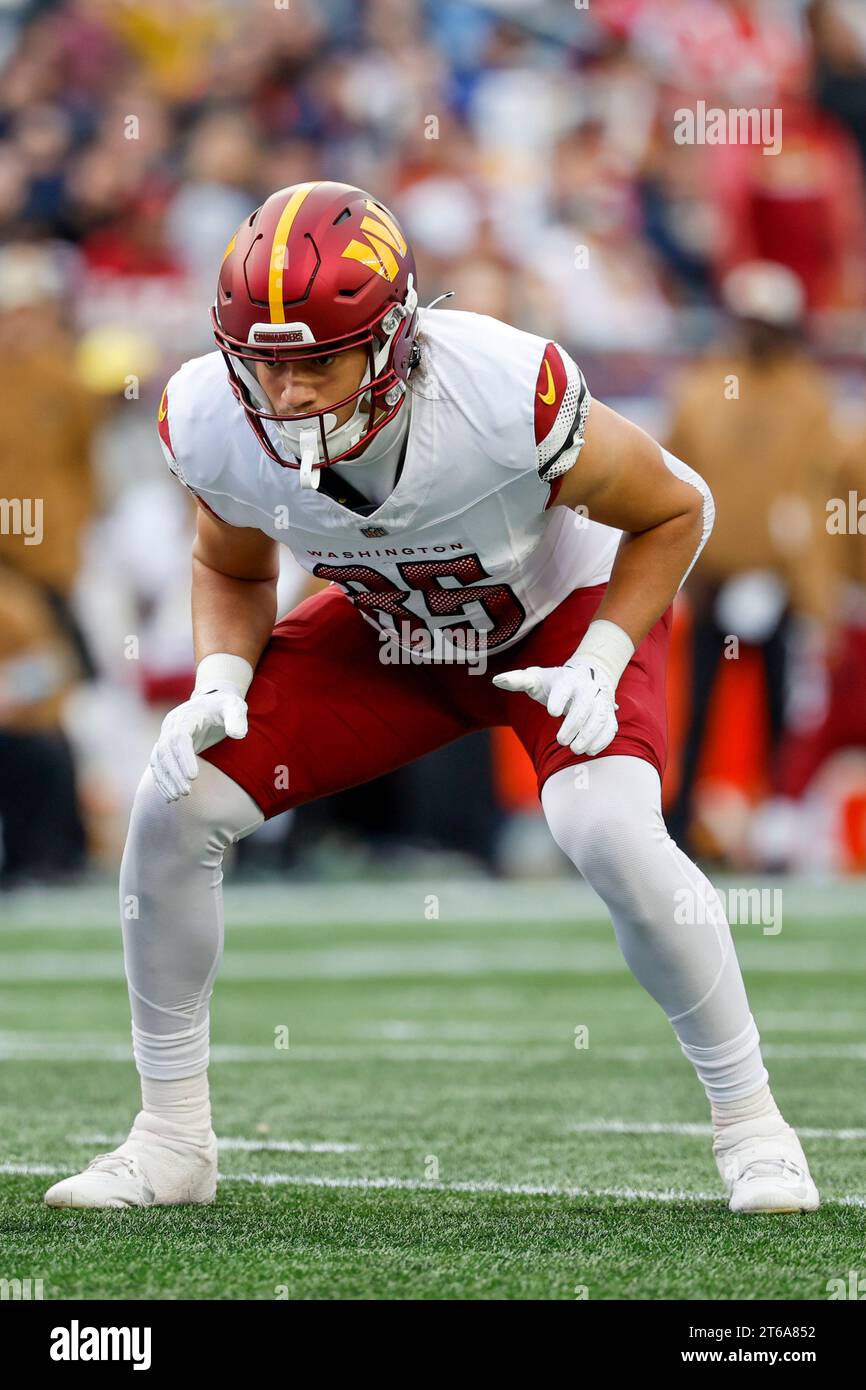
140;1071;212;1144
711;1082;787;1147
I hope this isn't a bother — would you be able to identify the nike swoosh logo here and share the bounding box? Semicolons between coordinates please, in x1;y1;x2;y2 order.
158;389;168;422
538;359;556;406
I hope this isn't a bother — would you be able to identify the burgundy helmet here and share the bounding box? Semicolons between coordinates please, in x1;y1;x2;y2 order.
211;181;419;481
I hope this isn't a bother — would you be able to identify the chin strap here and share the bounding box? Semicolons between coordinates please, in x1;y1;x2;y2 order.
298;427;321;490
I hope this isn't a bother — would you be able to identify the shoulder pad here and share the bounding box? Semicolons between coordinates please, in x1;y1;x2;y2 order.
534;342;591;482
157;383;175;462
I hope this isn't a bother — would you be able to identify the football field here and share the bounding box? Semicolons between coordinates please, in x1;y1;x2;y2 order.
1;878;864;1301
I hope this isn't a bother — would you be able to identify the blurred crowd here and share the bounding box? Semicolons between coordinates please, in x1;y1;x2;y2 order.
1;0;866;885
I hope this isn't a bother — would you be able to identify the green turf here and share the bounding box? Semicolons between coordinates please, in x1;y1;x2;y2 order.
1;883;864;1299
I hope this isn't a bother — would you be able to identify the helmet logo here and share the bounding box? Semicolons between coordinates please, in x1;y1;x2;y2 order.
341;201;406;282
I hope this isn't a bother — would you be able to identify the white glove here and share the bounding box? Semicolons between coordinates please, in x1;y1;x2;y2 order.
493;657;619;757
150;654;253;803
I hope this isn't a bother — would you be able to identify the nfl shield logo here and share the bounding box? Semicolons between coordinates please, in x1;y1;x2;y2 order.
360;526;389;537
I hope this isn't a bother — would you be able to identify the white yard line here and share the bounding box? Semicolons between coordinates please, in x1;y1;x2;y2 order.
0;943;860;981
2;1162;864;1207
1;1037;865;1063
71;1121;866;1149
70;1135;362;1154
0;1038;567;1063
0;1163;65;1176
2;877;865;929
758;1011;866;1032
569;1120;866;1141
224;1173;726;1201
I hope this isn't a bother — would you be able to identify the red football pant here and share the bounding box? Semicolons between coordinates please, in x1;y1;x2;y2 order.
202;582;672;819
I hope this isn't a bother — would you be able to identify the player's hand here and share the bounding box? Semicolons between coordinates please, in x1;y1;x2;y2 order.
492;656;618;756
150;682;248;802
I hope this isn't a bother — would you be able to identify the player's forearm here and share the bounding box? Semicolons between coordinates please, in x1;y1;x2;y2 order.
191;555;278;671
592;505;704;649
557;406;714;670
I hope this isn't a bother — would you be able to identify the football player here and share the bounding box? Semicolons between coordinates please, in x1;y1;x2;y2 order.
45;183;818;1213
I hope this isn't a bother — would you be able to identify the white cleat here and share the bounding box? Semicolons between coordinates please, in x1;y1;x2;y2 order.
714;1122;820;1214
44;1112;218;1209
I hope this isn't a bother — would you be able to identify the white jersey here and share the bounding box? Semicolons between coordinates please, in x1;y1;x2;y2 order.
157;308;620;656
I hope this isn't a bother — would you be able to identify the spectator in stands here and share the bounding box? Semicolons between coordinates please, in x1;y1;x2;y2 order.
771;426;866;809
0;563;85;886
808;0;866;174
0;243;101;673
664;260;843;850
0;0;863;874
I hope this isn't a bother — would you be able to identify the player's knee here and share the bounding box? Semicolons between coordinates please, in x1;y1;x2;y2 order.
552;804;638;876
124;761;262;869
546;797;662;919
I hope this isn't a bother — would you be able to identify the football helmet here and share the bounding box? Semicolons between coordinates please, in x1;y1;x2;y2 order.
211;181;419;487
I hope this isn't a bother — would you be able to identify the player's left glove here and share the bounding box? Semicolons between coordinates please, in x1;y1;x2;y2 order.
492;619;635;757
493;657;618;756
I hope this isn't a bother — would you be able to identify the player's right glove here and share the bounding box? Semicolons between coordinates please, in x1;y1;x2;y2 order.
149;654;253;802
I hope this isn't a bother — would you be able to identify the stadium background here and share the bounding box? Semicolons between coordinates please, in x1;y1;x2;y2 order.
0;0;865;1304
1;0;866;883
